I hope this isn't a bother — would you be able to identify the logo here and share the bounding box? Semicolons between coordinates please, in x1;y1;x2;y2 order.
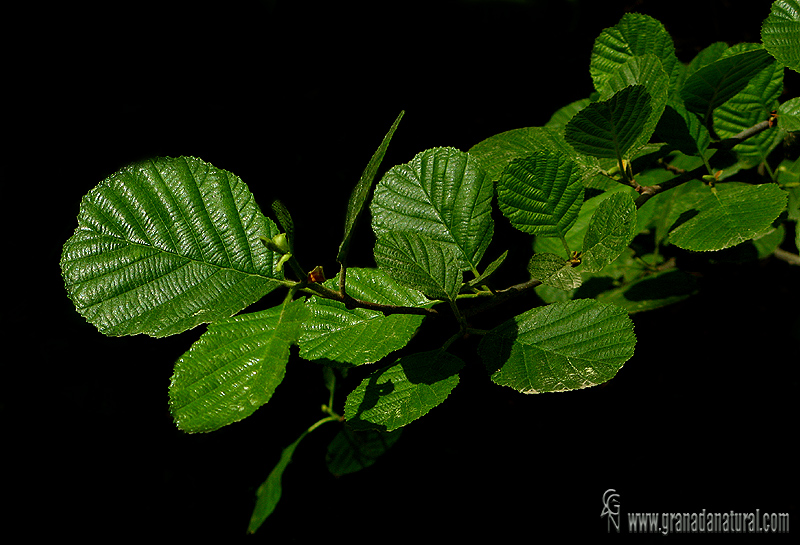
601;489;621;533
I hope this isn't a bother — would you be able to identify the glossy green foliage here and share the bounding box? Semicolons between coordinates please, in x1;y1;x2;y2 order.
761;0;800;73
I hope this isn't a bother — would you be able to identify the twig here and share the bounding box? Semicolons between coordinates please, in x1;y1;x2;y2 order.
773;248;800;266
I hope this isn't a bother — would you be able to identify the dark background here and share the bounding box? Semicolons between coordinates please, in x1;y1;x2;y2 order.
8;0;797;541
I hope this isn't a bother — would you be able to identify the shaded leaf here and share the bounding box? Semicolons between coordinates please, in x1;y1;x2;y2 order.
326;428;402;476
169;298;309;433
371;147;493;272
60;156;284;337
564;85;652;160
478;299;636;393
344;350;464;431
581;192;638;272
299;268;429;366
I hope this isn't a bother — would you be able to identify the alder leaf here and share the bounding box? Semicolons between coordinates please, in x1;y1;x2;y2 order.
374;231;462;301
326;428;403;477
668;181;788;252
497;149;584;241
371;147;493;272
564;85;652;160
344;349;464;431
761;0;800;73
60;156;283;337
338;111;404;265
479;299;636;393
168;298;309;433
299;268;430;366
527;253;582;291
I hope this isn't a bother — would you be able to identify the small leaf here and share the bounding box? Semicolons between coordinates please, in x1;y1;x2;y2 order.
680;48;774;123
478;299;636;393
338;111;405;265
247;431;307;534
374;231;462;301
299;268;430;366
60;156;284;337
761;0;800;73
468;250;508;288
168;298;309;433
271;200;295;251
344;350;464;431
668;181;788;252
497;149;584;239
564;85;652;160
581;193;638;273
778;96;800;131
371;147;493;272
527;253;582;290
326;428;402;476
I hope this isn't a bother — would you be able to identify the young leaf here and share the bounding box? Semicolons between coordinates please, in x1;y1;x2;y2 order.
564;85;652;160
326;428;403;477
338;111;405;265
497;149;584;243
668;181;788;252
580;193;638;273
271;200;295;251
247;431;308;534
60;156;284;337
590;13;681;95
344;349;464;431
761;0;800;73
527;253;582;291
374;231;462;301
777;96;800;131
478;299;636;393
168;298;309;433
371;147;493;272
299;268;430;366
680;48;774;124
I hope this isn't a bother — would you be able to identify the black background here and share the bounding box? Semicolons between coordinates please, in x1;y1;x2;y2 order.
8;0;798;541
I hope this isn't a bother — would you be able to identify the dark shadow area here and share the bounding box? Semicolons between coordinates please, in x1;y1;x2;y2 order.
622;269;698;302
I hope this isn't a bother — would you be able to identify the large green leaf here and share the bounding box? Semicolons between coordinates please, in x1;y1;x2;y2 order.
590;13;681;95
370;147;493;273
338;111;404;265
374;231;462;301
344;349;464;431
299;268;429;366
680;48;774;125
497;149;584;244
668;181;788;252
60;156;283;337
713;44;784;165
581;193;638;273
478;299;636;393
564;85;652;160
761;0;800;73
169;298;309;433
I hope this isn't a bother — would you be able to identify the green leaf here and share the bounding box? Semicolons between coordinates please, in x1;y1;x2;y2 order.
656;97;712;155
668;181;788;252
344;349;464;431
761;0;800;73
590;13;681;95
60;156;284;337
338;111;404;265
777;96;800;131
527;253;582;291
326;428;402;477
581;193;638;272
469;126;599;182
374;231;462;301
247;431;307;534
299;268;429;366
680;47;774;124
271;200;295;252
478;299;636;393
467;250;508;288
497;149;584;242
169;298;309;433
596;269;698;313
564;85;652;160
545;98;592;130
371;147;493;272
712;44;784;165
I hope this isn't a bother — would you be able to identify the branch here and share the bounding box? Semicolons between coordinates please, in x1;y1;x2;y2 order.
462;277;542;318
302;281;439;317
773;248;800;266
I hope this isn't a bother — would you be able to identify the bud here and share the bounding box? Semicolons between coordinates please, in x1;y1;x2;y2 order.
260;232;291;254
